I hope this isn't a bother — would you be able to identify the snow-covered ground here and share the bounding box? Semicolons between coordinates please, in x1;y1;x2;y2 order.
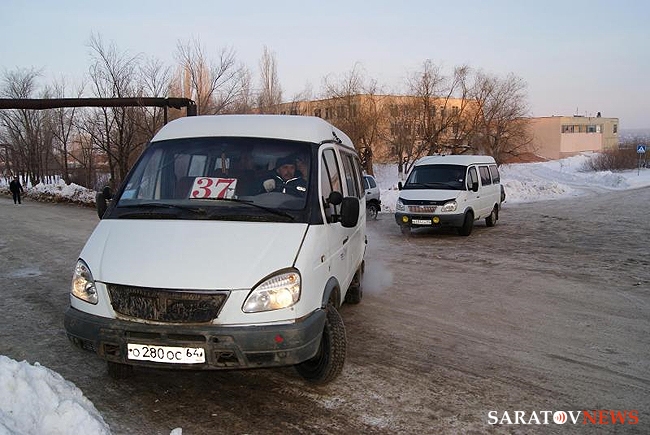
1;153;649;435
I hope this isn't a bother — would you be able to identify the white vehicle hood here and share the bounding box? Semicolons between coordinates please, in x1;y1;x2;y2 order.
398;189;460;202
80;220;307;290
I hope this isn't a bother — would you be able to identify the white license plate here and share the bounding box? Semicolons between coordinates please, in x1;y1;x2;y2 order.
127;343;205;364
412;219;432;225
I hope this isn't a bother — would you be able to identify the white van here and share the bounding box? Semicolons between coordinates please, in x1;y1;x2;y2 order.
395;155;503;236
64;115;367;384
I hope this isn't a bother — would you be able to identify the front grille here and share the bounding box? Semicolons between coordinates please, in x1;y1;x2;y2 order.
408;205;437;213
107;284;228;323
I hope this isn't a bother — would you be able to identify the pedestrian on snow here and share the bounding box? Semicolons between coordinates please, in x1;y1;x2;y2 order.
9;176;24;204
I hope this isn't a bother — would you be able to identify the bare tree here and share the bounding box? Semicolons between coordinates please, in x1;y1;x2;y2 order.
407;61;472;157
0;68;54;185
468;71;532;164
257;46;282;113
84;34;143;186
382;99;421;179
322;64;381;174
138;56;173;137
49;77;85;183
175;39;246;114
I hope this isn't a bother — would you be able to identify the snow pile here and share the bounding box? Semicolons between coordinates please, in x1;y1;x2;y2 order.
0;356;110;435
28;180;96;205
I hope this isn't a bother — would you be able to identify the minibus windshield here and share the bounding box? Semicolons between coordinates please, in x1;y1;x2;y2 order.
403;164;467;190
111;137;312;221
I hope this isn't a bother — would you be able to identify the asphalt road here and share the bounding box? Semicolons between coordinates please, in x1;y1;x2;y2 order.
0;189;648;435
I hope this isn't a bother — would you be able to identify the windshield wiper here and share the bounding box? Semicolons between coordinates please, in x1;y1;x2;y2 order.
116;202;208;216
196;197;295;220
406;181;456;189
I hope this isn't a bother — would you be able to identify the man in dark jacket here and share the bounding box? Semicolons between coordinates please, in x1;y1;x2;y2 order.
9;176;24;204
262;156;307;197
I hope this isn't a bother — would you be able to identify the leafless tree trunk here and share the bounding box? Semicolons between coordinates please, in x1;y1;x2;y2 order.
257;46;282;113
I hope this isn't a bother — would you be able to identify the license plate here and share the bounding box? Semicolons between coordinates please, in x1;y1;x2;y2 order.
412;219;432;225
127;343;205;364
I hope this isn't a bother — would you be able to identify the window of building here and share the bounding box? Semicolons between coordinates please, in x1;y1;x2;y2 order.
613;124;618;134
325;107;332;119
314;108;321;118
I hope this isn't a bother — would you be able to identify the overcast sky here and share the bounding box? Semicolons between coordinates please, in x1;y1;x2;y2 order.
1;0;648;128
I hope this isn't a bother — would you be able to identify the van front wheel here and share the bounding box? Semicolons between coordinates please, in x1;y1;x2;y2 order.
457;211;474;236
295;305;346;384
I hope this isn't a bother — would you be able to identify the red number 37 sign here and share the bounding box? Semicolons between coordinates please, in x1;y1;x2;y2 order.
190;177;237;199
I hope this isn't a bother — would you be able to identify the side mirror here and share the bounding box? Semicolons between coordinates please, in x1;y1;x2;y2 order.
102;186;113;200
95;186;113;219
327;191;343;206
398;181;403;190
340;197;360;228
471;181;479;192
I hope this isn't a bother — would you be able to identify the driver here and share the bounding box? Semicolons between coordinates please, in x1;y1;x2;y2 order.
262;156;307;197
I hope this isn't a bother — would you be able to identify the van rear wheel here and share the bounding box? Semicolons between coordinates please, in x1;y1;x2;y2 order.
485;206;498;227
295;305;346;384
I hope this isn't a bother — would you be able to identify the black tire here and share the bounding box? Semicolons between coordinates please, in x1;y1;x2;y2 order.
295;305;347;384
107;361;134;379
367;203;379;220
400;225;411;236
457;211;474;236
344;271;363;304
485;206;498;227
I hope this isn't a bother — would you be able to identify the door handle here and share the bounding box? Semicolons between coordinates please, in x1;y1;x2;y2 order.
342;236;349;245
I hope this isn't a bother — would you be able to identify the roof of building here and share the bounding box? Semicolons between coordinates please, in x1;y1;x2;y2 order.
152;114;355;150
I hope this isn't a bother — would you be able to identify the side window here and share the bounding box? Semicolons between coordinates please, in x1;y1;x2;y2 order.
341;152;361;198
479;166;491;185
321;149;342;223
363;176;370;190
489;164;500;183
467;166;479;190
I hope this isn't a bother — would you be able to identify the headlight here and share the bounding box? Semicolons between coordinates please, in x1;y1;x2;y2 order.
396;199;405;211
441;200;457;212
243;271;301;313
71;259;98;304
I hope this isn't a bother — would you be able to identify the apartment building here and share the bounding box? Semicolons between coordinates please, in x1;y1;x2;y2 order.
527;115;619;160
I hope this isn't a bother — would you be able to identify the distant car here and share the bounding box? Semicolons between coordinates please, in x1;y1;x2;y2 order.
363;174;381;219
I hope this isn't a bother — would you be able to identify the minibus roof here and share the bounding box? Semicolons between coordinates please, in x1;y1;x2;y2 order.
152;114;355;150
415;155;496;166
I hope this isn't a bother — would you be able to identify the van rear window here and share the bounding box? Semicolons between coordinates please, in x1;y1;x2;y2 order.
489;165;500;183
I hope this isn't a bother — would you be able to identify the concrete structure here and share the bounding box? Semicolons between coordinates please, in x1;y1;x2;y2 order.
527;115;619;160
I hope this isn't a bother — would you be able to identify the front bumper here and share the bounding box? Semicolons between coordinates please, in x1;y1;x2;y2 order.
394;212;465;228
64;307;326;370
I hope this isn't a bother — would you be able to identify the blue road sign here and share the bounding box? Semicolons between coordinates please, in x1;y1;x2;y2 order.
638;145;646;154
